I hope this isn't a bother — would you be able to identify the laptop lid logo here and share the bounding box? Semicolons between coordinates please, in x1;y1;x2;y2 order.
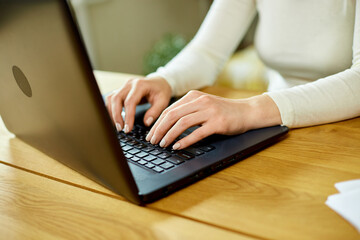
12;66;33;98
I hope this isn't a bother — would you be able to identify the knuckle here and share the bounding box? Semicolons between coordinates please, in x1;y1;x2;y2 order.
166;109;177;119
123;81;133;89
161;108;170;118
177;117;189;127
196;130;207;139
109;90;123;103
137;78;146;85
106;95;112;104
127;78;136;84
154;126;164;136
132;78;145;87
187;90;201;97
124;97;134;108
112;113;120;121
111;94;120;103
198;95;212;103
111;106;119;116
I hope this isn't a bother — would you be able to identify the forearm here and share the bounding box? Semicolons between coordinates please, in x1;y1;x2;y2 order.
265;68;360;128
148;0;256;96
264;0;360;128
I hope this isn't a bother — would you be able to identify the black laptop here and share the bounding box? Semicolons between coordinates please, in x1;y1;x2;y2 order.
0;0;288;204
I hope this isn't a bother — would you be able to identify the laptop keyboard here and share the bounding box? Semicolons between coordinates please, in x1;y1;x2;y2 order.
118;124;215;173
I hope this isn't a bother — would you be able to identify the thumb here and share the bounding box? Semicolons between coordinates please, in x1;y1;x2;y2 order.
143;96;170;127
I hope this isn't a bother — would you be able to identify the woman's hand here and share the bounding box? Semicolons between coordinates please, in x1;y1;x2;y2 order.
145;90;281;150
106;76;172;133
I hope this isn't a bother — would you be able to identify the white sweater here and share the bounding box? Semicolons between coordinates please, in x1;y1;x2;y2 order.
148;0;360;128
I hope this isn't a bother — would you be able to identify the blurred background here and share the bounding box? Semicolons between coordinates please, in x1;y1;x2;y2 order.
70;0;267;91
70;0;210;74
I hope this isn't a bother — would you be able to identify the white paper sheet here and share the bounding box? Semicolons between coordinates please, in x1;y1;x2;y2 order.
335;179;360;193
326;179;360;233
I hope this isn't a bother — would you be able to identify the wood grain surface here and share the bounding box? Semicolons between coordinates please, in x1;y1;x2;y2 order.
1;71;359;240
0;164;251;240
149;119;360;240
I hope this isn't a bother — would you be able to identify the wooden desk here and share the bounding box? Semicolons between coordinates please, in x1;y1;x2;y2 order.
0;70;359;239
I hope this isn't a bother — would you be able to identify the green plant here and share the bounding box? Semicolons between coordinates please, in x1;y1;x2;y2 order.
143;34;187;75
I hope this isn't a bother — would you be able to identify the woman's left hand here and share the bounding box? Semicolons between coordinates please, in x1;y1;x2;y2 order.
145;90;282;150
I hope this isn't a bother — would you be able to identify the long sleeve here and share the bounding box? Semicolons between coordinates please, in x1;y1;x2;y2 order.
265;0;360;128
148;0;256;96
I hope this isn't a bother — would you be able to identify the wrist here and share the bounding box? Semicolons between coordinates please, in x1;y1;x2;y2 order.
145;76;172;96
157;77;173;99
245;94;282;129
146;73;175;96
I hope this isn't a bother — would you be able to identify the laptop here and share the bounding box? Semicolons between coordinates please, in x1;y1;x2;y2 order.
0;0;288;204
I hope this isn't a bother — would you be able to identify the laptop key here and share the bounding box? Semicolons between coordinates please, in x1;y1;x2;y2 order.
128;149;140;155
144;155;157;161
176;151;194;160
128;139;137;145
152;159;165;165
131;156;140;162
122;145;133;152
136;152;149;158
138;160;147;165
125;153;133;159
145;163;155;169
164;148;177;154
199;145;215;152
183;147;204;156
150;149;163;156
160;162;174;170
134;143;147;149
153;166;164;173
142;147;153;152
157;152;171;159
167;156;185;165
121;138;130;143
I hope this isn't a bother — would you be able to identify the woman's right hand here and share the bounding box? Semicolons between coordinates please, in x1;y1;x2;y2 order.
105;76;172;133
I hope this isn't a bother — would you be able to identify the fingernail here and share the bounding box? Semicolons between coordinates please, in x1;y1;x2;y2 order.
116;123;122;131
159;139;166;148
145;117;154;126
150;135;157;145
146;133;151;142
124;124;129;133
173;142;181;150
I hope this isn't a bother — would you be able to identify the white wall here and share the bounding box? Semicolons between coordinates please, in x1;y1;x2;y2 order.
71;0;210;75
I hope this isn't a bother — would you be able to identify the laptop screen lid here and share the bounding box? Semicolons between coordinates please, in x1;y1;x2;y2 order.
0;0;141;204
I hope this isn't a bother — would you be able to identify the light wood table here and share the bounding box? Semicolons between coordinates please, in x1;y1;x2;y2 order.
0;70;359;240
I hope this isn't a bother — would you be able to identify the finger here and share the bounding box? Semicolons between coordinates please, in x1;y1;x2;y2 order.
164;90;205;111
143;96;170;127
105;93;114;121
111;94;125;131
146;90;204;142
148;100;202;145
159;112;206;148
172;125;214;150
123;82;146;133
106;85;129;127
